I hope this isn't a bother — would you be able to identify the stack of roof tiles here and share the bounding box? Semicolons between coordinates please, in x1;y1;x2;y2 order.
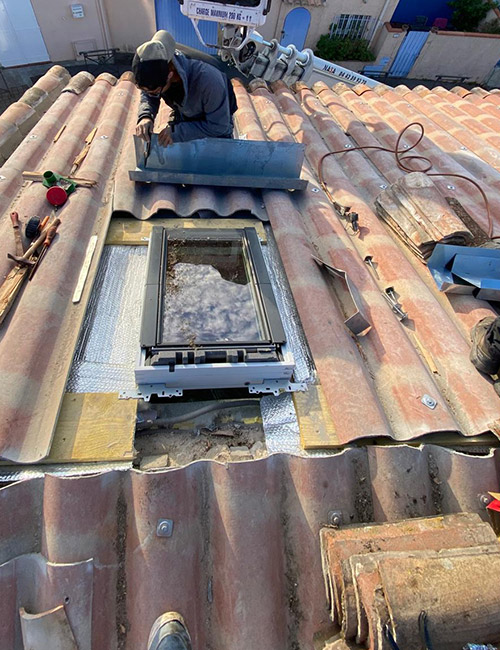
375;172;473;260
321;513;500;649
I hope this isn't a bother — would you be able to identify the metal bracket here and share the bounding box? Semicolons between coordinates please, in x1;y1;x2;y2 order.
120;379;307;401
130;135;307;190
332;200;359;232
364;255;380;279
313;256;371;336
384;287;408;321
120;385;183;401
248;379;307;396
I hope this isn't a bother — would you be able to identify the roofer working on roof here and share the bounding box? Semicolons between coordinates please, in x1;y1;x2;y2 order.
133;30;236;147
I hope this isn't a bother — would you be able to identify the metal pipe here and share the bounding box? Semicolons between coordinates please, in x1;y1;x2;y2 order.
369;0;391;46
95;0;112;50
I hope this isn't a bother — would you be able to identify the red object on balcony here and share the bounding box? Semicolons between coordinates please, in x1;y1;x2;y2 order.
433;17;449;29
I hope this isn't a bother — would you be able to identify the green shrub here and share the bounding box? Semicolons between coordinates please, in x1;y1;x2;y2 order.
480;17;500;33
448;0;490;31
315;34;376;62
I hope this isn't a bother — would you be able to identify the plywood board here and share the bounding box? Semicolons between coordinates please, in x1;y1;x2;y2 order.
106;217;267;246
44;393;136;463
294;384;339;449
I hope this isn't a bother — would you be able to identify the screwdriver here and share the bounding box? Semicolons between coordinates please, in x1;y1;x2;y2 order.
28;220;60;281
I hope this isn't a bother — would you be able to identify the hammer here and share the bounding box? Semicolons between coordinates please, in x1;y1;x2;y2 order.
28;219;61;280
7;218;61;267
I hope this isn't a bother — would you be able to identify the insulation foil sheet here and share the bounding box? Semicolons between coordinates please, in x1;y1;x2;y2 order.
261;227;323;455
262;226;315;384
0;463;132;484
261;393;303;455
260;393;334;457
67;245;147;393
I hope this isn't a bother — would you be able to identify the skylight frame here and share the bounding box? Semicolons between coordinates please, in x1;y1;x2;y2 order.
140;226;286;359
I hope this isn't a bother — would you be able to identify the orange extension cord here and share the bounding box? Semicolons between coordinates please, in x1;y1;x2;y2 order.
317;122;499;241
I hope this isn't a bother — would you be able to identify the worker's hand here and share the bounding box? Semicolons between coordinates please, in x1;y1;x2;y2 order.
158;125;173;147
135;118;153;143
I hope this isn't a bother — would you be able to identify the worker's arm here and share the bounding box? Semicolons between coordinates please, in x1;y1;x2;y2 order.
171;73;232;142
137;91;161;123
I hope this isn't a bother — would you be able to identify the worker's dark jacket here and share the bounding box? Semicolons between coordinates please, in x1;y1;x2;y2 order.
137;52;237;142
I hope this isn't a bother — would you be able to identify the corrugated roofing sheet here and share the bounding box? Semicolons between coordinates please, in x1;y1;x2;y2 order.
0;71;500;462
0;446;498;649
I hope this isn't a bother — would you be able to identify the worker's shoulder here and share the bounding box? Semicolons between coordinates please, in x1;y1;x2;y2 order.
182;54;227;85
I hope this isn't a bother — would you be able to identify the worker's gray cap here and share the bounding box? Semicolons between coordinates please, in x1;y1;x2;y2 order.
135;30;176;63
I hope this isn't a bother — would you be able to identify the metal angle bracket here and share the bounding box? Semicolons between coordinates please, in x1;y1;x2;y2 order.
248;379;307;396
121;380;307;400
313;256;371;336
120;385;184;401
129;135;308;190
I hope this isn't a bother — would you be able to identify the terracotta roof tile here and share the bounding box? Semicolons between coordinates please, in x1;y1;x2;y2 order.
0;446;498;647
0;72;499;461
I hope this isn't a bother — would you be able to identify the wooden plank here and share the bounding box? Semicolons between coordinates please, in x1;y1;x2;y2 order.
294;384;339;449
0;264;29;326
105;217;267;246
407;330;439;374
72;235;98;303
71;127;98;175
53;124;66;143
44;392;136;463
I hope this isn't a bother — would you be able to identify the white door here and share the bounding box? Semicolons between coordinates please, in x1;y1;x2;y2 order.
0;0;49;67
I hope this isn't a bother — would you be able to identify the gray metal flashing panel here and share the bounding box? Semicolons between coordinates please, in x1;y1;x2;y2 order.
129;135;308;190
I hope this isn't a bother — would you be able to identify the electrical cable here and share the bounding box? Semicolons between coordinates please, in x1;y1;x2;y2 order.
136;399;258;433
419;611;434;650
317;122;499;240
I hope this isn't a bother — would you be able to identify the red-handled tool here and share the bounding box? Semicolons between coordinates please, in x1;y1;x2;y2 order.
28;220;60;280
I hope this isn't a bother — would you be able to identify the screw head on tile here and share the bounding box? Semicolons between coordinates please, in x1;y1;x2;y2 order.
328;510;343;527
446;184;455;190
479;493;493;508
311;187;320;192
156;519;173;537
29;134;38;139
100;135;109;139
421;394;437;409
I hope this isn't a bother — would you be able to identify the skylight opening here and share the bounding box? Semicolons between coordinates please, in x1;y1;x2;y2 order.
136;226;296;394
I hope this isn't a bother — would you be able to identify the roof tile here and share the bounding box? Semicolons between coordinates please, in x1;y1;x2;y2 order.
0;72;499;459
0;447;498;647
